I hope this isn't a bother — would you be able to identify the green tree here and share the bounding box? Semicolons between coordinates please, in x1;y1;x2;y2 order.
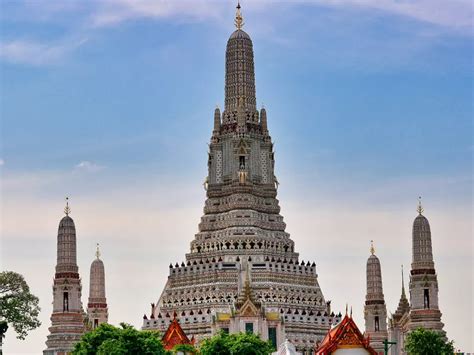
172;343;197;354
0;271;41;347
72;323;169;355
199;331;274;355
405;328;454;355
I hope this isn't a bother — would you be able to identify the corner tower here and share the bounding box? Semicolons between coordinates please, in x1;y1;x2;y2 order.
143;3;339;353
44;199;85;355
87;244;108;328
364;241;388;354
407;199;445;335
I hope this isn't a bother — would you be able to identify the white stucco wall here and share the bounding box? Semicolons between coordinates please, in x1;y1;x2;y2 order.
333;348;370;355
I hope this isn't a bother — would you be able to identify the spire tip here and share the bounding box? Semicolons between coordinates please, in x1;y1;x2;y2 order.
417;196;424;215
235;1;244;29
401;264;406;296
64;196;71;216
370;240;375;255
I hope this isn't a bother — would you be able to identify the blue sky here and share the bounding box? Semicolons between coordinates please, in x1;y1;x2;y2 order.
1;1;472;353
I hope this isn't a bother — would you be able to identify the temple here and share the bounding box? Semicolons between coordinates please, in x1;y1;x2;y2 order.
87;244;108;329
387;199;446;354
316;311;377;355
142;3;340;353
363;241;388;354
44;199;86;355
161;313;195;351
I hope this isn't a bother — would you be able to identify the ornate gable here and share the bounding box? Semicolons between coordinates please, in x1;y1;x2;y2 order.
316;314;377;355
235;273;261;316
239;297;260;317
162;313;194;351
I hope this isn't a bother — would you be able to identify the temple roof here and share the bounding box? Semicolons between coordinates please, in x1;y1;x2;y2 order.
224;2;257;112
412;199;434;270
316;314;377;355
393;266;410;320
229;29;251;40
89;245;106;300
161;313;194;351
56;199;78;272
366;245;384;302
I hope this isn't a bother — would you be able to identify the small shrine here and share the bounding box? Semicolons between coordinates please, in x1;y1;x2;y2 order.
316;311;377;355
161;312;195;352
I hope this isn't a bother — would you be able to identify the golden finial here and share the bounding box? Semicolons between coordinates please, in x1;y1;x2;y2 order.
235;1;244;29
417;196;424;215
64;196;71;216
96;243;101;259
370;240;375;255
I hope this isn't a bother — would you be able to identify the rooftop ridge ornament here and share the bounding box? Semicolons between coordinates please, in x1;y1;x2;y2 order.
370;240;375;255
96;243;101;259
417;196;424;215
235;1;244;29
64;196;71;216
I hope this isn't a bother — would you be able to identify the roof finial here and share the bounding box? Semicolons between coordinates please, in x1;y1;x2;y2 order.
235;1;244;30
417;196;424;215
345;303;348;315
96;243;101;259
64;196;71;216
370;240;375;255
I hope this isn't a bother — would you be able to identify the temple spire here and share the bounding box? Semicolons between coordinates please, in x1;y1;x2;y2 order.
417;196;424;215
88;244;108;328
224;1;256;112
45;197;84;353
401;264;406;297
235;1;244;29
64;196;71;216
364;243;388;352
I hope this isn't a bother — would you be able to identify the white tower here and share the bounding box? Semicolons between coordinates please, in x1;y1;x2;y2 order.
364;241;388;354
44;198;85;354
87;244;108;328
407;199;445;335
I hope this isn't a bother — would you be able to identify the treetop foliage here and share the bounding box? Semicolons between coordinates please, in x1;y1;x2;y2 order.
0;271;41;340
72;323;169;355
199;331;275;355
404;328;454;355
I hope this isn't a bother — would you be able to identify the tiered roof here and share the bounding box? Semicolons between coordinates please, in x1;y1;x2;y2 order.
316;314;377;355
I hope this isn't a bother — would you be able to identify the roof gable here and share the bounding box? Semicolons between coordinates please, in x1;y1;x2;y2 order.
239;297;260;317
316;315;377;355
162;314;194;350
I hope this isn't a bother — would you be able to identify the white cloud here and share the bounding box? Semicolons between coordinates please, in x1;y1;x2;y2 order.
0;159;4;166
74;160;104;172
0;37;88;66
313;0;472;32
89;0;224;27
86;0;472;33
